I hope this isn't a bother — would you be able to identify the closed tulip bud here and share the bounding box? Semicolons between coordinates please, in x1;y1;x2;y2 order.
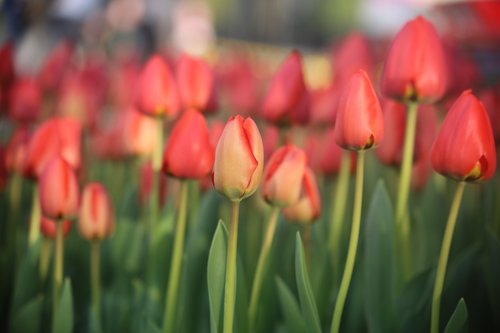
41;217;72;239
213;115;264;202
5;128;30;174
78;183;114;241
261;51;309;125
9;78;41;123
177;53;216;112
431;90;496;182
120;107;158;158
381;16;447;103
376;100;406;166
319;129;345;175
331;32;374;85
38;40;74;93
283;168;321;223
39;156;79;219
334;70;384;151
479;88;500;143
162;109;214;179
262;145;307;207
136;55;180;118
56;74;96;129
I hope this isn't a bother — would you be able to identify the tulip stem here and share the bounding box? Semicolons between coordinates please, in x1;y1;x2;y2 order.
331;150;365;333
248;207;280;330
53;219;64;311
430;181;466;333
163;181;189;333
395;101;418;279
91;240;102;332
223;201;240;333
28;184;41;246
329;151;351;283
39;238;52;282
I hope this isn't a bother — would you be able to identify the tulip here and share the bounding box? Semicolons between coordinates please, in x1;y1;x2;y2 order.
41;217;72;239
120;107;158;158
39;156;79;220
262;144;307;207
78;183;115;241
38;40;74;93
109;53;140;108
309;86;338;126
135;55;180;118
139;161;168;208
334;69;384;151
283;167;321;223
212;115;264;202
431;90;496;182
176;53;216;112
479;87;500;143
0;41;15;111
5;127;30;175
331;32;374;85
9;78;41;124
381;16;447;103
56;73;97;129
162;110;214;179
261;51;310;125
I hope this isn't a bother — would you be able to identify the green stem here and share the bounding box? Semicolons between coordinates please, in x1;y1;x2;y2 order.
39;238;52;282
28;184;41;246
430;182;466;333
329;151;351;282
7;173;22;241
91;241;101;332
162;181;189;333
223;201;240;333
330;150;365;333
395;101;418;279
53;219;64;311
248;207;280;330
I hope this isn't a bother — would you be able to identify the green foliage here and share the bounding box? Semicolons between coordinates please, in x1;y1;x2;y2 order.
444;298;468;333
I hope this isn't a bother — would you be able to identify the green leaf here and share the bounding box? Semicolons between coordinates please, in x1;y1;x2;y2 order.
52;278;74;333
145;320;162;333
444;298;468;333
10;295;44;333
11;241;41;313
207;220;228;333
295;233;321;333
364;181;397;333
276;277;307;333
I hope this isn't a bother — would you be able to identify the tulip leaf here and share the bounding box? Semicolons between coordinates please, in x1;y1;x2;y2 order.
444;298;468;333
276;277;307;333
52;278;73;333
295;233;322;333
207;220;228;333
364;180;397;333
11;240;41;313
10;295;43;333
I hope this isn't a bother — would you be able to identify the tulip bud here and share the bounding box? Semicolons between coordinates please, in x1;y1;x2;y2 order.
318;129;345;175
78;183;115;241
381;16;447;103
120;107;158;158
41;217;72;239
262;145;307;207
9;78;41;123
331;32;374;85
38;40;74;93
283;168;321;223
177;53;216;112
56;73;96;129
135;55;180;118
162;109;214;179
431;90;496;182
139;161;168;207
261;51;310;125
334;70;384;151
212;115;264;201
39;156;79;220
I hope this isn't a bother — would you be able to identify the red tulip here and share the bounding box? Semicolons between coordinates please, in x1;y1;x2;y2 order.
24;117;82;179
5;127;30;174
41;217;72;239
212;115;264;201
431;90;496;182
119;107;158;158
309;86;338;126
162;109;214;179
9;78;41;123
262;125;280;162
319;129;345;175
0;41;15;90
376;100;406;166
209;120;225;148
135;55;180;118
479;87;500;143
39;156;79;219
38;40;74;93
78;183;114;241
262;145;307;207
334;70;384;151
261;51;310;125
331;32;374;85
381;16;447;103
177;53;216;112
283;167;321;223
56;72;96;129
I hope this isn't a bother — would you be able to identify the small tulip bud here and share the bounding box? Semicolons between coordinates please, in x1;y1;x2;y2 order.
78;183;115;241
212;115;264;202
39;156;79;220
262;145;307;207
41;217;72;239
431;90;496;182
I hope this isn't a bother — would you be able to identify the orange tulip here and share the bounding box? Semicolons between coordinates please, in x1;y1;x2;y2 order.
78;183;115;241
283;168;321;223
